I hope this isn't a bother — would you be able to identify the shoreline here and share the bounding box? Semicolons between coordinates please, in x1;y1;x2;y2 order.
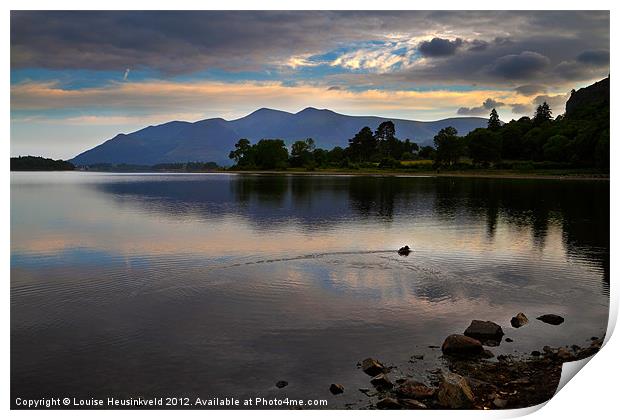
216;169;609;181
346;334;604;410
35;168;611;181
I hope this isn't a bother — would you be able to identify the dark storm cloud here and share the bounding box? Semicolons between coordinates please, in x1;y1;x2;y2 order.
576;49;610;66
488;51;550;79
457;98;505;115
418;38;463;57
468;39;489;52
515;84;547;96
10;10;609;88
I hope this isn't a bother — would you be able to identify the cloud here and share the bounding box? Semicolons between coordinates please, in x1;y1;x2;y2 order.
488;51;550;79
330;43;412;72
576;49;610;66
554;60;608;81
552;49;609;81
327;86;342;91
11;79;525;122
457;97;506;115
510;103;532;115
417;37;463;57
515;84;547;96
533;94;569;110
10;11;609;90
468;39;489;52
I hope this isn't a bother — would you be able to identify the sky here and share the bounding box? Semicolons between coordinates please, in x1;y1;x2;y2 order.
10;10;610;160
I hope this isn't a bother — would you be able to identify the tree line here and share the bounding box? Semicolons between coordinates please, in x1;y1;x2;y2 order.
10;156;75;171
229;99;609;171
228;121;434;170
433;102;609;169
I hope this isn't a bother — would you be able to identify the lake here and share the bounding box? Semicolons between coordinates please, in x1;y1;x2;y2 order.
11;172;609;408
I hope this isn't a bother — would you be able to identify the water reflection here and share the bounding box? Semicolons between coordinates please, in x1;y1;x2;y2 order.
11;173;609;404
82;174;608;288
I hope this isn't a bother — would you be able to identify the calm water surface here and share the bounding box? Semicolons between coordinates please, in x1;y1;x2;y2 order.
11;172;609;407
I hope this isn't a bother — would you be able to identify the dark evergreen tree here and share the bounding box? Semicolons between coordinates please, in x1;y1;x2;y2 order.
488;108;501;131
533;102;552;125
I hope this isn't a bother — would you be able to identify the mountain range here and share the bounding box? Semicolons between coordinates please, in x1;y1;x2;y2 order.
71;108;488;166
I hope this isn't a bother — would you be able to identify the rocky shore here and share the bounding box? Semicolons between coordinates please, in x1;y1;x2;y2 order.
335;316;604;410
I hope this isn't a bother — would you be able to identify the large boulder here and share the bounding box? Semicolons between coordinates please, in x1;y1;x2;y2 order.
370;373;393;390
464;320;504;343
437;372;475;409
361;358;386;376
537;314;564;325
510;313;529;328
441;334;483;356
376;397;403;409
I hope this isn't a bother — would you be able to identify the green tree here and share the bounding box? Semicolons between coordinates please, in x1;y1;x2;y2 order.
418;146;436;160
466;128;502;166
290;138;315;167
488;108;501;131
228;138;255;167
595;129;610;169
348;126;377;162
433;127;463;167
375;121;398;158
328;146;345;165
542;134;570;162
253;139;289;169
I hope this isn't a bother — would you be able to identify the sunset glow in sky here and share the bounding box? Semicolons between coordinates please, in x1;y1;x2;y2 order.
10;11;610;159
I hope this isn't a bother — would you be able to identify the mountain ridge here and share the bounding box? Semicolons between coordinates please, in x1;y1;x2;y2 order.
71;107;488;166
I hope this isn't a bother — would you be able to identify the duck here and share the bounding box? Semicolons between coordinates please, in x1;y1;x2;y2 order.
398;245;411;256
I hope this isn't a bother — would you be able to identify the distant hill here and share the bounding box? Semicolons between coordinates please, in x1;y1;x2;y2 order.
71;108;488;166
11;156;75;171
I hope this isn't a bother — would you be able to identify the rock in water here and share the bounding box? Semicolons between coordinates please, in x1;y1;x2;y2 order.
510;312;529;328
329;383;344;394
493;397;508;409
399;399;427;409
464;320;504;342
556;347;572;361
441;334;483;356
398;245;411;256
361;358;386;376
370;373;394;390
537;314;564;325
358;388;377;397
275;380;288;388
437;372;475;409
396;380;436;399
376;397;403;409
480;349;495;359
